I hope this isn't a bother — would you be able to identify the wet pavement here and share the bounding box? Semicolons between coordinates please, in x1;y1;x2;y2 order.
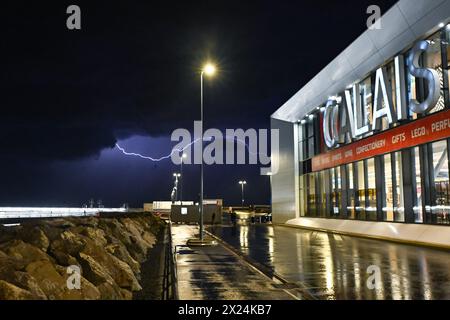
207;222;450;300
172;224;303;300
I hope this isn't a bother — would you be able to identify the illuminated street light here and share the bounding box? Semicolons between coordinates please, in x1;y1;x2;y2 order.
199;63;216;241
203;63;216;76
239;181;247;207
187;62;218;247
180;153;187;205
266;172;273;210
173;173;181;202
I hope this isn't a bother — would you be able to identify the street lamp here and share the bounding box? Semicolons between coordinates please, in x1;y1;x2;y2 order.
187;62;218;247
173;173;181;202
203;63;216;76
180;153;187;205
239;181;247;207
266;172;273;211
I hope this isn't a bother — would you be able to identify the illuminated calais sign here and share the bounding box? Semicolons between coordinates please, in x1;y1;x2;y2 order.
323;40;441;149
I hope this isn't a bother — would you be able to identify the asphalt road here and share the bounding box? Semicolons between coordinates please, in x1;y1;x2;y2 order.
207;222;450;300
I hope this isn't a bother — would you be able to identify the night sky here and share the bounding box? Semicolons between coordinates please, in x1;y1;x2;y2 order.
0;0;397;207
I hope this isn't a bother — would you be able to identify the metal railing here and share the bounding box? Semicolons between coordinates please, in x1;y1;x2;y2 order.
161;221;178;300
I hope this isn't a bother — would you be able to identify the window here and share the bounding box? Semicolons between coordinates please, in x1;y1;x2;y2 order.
307;173;316;217
306;116;316;159
366;158;377;221
446;25;450;105
347;163;356;219
431;140;450;225
383;153;394;221
331;167;341;217
393;152;405;222
382;152;405;222
318;170;328;218
356;160;366;220
412;147;423;223
299;175;307;217
298;112;320;162
298;123;306;162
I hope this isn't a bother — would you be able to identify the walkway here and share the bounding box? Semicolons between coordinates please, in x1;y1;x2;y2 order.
172;224;303;300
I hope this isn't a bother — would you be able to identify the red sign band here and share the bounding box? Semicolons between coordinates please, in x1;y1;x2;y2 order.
312;108;450;172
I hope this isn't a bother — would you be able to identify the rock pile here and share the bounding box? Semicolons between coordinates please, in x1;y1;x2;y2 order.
0;214;163;300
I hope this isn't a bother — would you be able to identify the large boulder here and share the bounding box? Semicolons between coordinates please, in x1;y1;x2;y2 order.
53;264;101;300
68;217;98;228
77;252;128;300
25;260;67;299
78;252;115;286
39;224;65;242
60;277;101;300
98;219;133;248
25;260;100;300
0;240;51;265
0;249;26;274
49;230;87;257
120;288;133;300
105;243;140;276
0;280;36;300
45;219;75;229
50;250;79;266
104;219;153;263
108;255;142;291
97;282;125;300
0;225;22;244
4;271;47;300
142;232;156;247
80;242;142;291
20;226;50;252
137;215;164;235
122;218;145;235
70;226;108;248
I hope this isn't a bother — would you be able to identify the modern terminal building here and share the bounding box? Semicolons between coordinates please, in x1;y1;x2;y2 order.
271;0;450;247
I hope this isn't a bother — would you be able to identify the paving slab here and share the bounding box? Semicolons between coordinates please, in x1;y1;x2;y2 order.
172;224;297;300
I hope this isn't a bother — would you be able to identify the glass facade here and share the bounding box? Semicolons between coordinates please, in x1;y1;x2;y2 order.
431;140;450;224
298;24;450;226
300;140;450;225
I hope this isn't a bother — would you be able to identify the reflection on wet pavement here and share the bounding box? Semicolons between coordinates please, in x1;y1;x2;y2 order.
208;223;450;300
172;225;298;300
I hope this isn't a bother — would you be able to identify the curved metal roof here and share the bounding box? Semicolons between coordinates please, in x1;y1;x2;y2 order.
271;0;450;123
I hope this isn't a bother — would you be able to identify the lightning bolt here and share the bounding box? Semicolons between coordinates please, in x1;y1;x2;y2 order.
115;135;262;162
115;138;201;162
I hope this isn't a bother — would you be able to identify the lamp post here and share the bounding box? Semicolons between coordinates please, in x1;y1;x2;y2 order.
180;153;187;205
173;173;181;202
239;181;247;207
266;172;273;207
187;62;217;247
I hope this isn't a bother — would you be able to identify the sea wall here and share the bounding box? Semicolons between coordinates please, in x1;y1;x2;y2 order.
0;214;164;300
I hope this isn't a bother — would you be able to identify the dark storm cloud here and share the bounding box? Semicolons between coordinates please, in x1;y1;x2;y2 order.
0;0;397;160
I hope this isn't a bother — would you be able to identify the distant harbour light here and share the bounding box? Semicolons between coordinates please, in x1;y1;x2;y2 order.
0;207;127;219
